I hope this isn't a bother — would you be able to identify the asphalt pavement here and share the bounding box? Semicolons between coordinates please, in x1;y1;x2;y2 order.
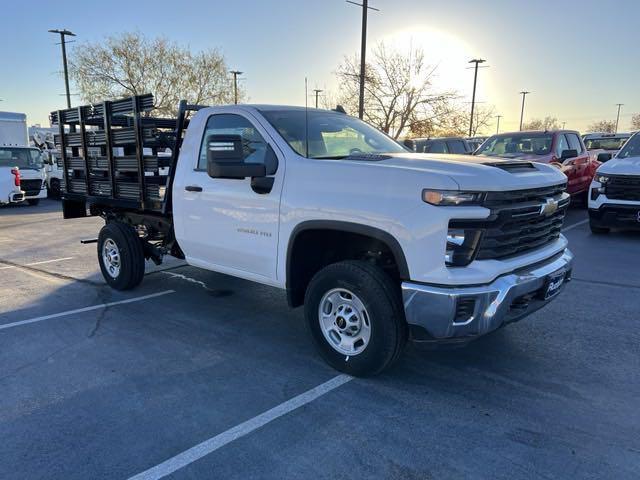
1;199;638;479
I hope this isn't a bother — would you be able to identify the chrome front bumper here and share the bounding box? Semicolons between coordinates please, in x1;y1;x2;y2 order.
402;249;574;343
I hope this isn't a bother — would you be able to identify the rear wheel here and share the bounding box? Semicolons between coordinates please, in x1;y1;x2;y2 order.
27;199;40;206
98;222;145;290
304;261;407;377
49;179;61;199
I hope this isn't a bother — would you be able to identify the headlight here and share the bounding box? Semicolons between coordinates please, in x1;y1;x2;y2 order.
595;174;610;184
445;228;483;266
422;190;485;206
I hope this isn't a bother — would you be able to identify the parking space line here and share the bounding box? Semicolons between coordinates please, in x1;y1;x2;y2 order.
0;257;75;270
562;219;589;232
0;290;175;331
128;374;353;480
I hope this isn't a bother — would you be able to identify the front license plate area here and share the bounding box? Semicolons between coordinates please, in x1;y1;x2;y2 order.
540;269;566;300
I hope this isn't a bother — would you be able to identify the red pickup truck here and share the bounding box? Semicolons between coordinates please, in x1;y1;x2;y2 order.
475;130;598;197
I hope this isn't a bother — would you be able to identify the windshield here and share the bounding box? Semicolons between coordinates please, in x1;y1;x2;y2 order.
0;148;44;170
260;109;407;159
476;133;553;157
584;137;628;151
616;133;640;159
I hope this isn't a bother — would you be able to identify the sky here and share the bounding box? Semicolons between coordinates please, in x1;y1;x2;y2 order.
0;0;638;134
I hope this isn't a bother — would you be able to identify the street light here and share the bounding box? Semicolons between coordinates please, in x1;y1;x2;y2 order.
615;103;624;133
48;29;76;109
519;91;530;131
495;115;502;134
468;58;486;137
313;89;323;109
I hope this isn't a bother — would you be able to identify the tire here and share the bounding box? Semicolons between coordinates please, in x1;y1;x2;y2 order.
304;260;408;377
27;199;40;206
49;179;61;199
590;222;609;234
97;222;145;290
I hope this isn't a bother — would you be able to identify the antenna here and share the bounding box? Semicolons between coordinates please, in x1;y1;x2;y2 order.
305;77;309;158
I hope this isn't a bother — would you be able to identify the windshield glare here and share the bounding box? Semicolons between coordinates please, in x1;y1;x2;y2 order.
261;110;407;159
584;137;628;151
616;134;640;159
0;148;44;169
476;133;553;156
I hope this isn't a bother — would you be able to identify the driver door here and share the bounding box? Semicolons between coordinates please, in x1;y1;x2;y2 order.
176;112;283;282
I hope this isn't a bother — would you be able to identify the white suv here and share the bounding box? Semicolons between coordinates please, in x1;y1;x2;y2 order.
588;132;640;233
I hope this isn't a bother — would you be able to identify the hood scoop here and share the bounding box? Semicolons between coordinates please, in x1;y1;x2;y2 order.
485;161;536;173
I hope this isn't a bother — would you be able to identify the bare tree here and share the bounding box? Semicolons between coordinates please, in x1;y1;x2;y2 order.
522;117;560;131
407;103;495;138
587;120;616;133
70;32;240;116
335;43;455;139
630;113;640;131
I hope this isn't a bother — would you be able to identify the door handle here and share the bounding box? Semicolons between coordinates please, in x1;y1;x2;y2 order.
185;185;203;192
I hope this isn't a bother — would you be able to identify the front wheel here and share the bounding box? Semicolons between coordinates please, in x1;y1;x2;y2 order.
304;261;407;377
97;222;146;290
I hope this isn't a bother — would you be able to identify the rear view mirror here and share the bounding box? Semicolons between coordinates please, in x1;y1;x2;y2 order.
206;134;266;179
597;152;612;163
560;149;578;161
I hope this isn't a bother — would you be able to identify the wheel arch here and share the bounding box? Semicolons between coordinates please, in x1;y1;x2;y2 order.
285;220;409;307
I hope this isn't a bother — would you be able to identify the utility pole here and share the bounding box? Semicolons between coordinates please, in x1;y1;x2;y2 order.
495;115;502;134
313;89;323;109
562;121;566;129
615;103;624;133
468;59;486;137
230;70;243;105
48;29;76;109
519;91;530;131
347;0;379;119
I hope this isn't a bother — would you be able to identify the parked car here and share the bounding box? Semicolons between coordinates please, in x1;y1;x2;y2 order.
403;137;473;154
588;131;640;233
466;136;488;152
583;132;631;161
474;130;598;197
53;94;573;376
0;147;46;205
0;165;25;205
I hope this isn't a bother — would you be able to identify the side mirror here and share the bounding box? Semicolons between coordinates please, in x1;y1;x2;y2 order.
597;152;612;163
206;134;266;179
560;149;578;161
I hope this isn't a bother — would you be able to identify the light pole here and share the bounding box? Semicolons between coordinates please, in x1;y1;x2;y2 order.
519;91;530;131
230;70;243;105
48;29;76;109
313;89;323;109
495;115;502;134
347;0;379;119
615;103;624;133
468;59;486;137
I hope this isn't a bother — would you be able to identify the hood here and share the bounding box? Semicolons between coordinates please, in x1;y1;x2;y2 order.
597;156;640;175
344;153;567;191
474;152;550;162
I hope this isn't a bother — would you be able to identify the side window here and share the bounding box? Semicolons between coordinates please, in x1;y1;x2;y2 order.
554;134;570;157
446;140;467;154
198;114;276;174
566;133;583;154
427;140;447;153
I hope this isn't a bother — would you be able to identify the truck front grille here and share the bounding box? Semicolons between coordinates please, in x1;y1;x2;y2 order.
451;183;570;261
605;175;640;201
20;179;44;196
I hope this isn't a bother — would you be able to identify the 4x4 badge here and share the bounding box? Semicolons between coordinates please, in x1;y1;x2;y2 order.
540;197;559;216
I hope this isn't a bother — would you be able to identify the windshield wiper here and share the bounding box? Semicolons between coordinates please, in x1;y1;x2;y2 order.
311;155;351;160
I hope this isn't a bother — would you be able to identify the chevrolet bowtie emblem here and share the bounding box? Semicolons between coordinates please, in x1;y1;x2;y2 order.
540;197;559;216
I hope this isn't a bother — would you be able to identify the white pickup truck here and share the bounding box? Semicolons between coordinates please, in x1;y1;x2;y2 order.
53;95;573;376
0;166;25;206
589;131;640;233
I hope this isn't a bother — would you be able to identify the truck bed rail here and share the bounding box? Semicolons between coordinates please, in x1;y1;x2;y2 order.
50;94;205;215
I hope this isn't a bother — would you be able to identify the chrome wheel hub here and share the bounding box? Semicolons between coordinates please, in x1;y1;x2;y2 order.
102;239;121;278
318;288;371;356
